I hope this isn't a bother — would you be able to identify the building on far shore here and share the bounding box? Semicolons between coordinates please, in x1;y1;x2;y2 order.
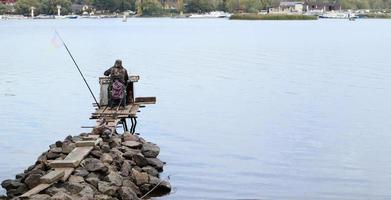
303;1;341;13
269;0;342;14
71;4;93;15
269;1;304;13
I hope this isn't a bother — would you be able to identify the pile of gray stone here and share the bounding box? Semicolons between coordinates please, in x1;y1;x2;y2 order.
0;132;171;200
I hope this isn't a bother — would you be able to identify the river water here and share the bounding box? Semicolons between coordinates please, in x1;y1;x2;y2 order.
1;18;391;199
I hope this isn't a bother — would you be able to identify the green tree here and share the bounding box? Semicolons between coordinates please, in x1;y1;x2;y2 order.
185;0;215;13
0;3;6;14
93;0;116;11
141;0;163;16
40;0;72;15
15;0;42;15
225;0;265;13
93;0;133;12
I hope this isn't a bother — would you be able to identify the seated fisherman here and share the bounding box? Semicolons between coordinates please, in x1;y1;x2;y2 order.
104;59;129;109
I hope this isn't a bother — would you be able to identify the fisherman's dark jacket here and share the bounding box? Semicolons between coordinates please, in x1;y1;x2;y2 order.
104;66;129;83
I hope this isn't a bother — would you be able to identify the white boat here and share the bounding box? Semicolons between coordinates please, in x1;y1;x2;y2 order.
319;12;349;19
81;15;101;19
55;15;78;19
35;15;55;19
55;15;66;19
0;15;26;20
189;11;231;18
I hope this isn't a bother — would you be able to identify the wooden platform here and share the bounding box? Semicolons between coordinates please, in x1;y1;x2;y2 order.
90;104;140;119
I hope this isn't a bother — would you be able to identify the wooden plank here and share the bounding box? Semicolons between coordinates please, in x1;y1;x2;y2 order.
56;168;74;182
40;170;64;184
135;97;156;104
64;146;93;162
20;183;52;198
76;138;102;147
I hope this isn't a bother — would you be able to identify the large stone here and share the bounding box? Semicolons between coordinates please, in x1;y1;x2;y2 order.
146;158;164;172
132;169;149;186
82;158;107;173
148;175;160;186
119;186;138;200
46;151;61;160
36;153;48;165
110;148;123;158
101;153;113;164
15;173;27;180
55;140;63;147
123;133;138;142
51;191;74;200
120;160;132;177
1;179;24;190
51;147;63;154
69;175;84;183
64;135;73;141
101;144;110;153
153;180;171;196
90;150;103;158
122;141;142;149
77;185;94;200
94;194;116;200
85;177;99;188
86;172;100;179
45;187;67;196
73;168;89;177
141;143;160;158
132;154;148;167
104;171;122;187
142;166;159;177
28;167;44;176
5;184;27;197
122;180;141;196
30;194;51;200
65;182;84;194
25;173;42;189
139;184;152;194
122;151;139;160
98;181;118;196
111;137;122;148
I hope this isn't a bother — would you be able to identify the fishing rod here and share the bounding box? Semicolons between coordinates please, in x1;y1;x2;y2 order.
55;30;101;109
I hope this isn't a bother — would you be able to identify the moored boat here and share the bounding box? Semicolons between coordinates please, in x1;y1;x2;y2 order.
189;11;231;18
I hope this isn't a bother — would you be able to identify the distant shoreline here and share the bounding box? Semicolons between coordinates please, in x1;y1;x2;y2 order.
230;14;318;20
1;13;391;21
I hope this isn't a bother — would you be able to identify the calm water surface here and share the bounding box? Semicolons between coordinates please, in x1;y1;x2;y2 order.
1;18;391;199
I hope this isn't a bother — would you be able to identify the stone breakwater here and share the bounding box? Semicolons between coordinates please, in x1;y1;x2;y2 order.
0;131;171;200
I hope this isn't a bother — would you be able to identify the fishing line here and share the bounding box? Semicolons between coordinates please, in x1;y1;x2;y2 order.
54;30;100;109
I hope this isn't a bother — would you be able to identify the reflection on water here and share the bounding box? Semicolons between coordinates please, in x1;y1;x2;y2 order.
1;18;391;199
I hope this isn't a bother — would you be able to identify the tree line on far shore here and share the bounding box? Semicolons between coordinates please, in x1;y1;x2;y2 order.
1;0;391;16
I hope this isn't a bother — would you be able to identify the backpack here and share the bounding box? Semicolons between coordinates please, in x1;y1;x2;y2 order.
111;80;125;100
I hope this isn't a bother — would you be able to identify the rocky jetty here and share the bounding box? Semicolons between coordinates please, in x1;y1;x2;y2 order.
1;130;171;200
